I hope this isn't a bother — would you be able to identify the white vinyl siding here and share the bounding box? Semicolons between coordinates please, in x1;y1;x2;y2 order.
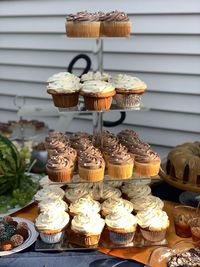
0;0;200;157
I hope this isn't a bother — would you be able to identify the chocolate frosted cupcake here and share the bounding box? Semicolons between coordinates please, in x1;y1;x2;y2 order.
45;131;68;158
78;153;105;182
46;155;74;182
66;11;100;37
107;144;133;179
101;11;131;37
53;145;77;164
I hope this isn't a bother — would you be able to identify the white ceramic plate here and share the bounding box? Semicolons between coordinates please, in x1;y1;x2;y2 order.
0;217;38;257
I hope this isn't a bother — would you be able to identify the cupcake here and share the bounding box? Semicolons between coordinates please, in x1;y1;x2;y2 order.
105;211;137;245
38;198;68;213
34;186;65;202
130;195;164;213
81;71;111;82
46;155;74;182
112;74;147;109
101;11;131;37
69;196;101;217
78;153;105;182
39;175;63;188
70;213;105;246
121;184;151;200
136;208;170;242
107;145;134;179
53;145;77;165
45;131;67;158
65;11;100;38
35;210;69;244
47;72;80;109
65;187;93;203
92;184;121;202
80;80;115;111
101;197;133;217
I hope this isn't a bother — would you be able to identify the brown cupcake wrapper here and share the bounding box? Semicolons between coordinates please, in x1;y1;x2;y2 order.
140;228;167;242
46;166;74;182
65;22;100;38
69;229;101;247
47;91;79;108
107;162;133;179
101;21;131;37
134;161;160;177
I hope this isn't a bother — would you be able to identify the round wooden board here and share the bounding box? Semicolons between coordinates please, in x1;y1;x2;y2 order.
159;161;200;193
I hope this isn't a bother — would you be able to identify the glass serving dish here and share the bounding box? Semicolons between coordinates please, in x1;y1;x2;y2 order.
147;240;200;267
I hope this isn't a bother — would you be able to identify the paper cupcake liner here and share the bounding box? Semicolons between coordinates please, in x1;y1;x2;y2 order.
140;228;167;242
83;95;113;111
114;93;141;109
66;22;100;38
46;166;74;182
78;165;104;182
107;162;133;179
40;230;64;244
108;230;135;245
101;21;131;37
50;92;79;108
69;230;101;247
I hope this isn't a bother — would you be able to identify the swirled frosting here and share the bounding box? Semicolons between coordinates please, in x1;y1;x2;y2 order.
81;71;111;82
121;184;151;199
112;74;147;91
39;176;62;188
102;197;133;216
78;154;105;169
92;185;121;201
105;181;123;188
105;211;137;229
38;199;68;213
108;145;133;165
102;136;119;154
65;187;93;203
47;72;80;83
46;155;73;170
79;146;102;158
102;11;130;22
35;210;69;231
136;208;169;230
134;149;161;164
69;196;101;215
80;80;115;94
53;145;77;163
46;138;67;150
71;213;105;234
130;195;164;211
47;78;81;93
34;187;65;202
73;11;99;22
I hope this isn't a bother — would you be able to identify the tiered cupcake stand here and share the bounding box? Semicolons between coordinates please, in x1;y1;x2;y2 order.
35;36;165;251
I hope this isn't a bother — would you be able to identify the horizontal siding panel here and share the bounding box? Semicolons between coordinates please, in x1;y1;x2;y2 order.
0;110;18;122
0;15;200;34
103;111;200;133
1;50;200;75
1;34;200;55
1;0;200;16
1;68;200;95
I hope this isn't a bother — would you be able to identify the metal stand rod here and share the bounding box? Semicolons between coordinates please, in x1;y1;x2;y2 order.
95;38;104;73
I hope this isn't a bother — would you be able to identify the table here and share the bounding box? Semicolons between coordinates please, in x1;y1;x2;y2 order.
1;182;189;266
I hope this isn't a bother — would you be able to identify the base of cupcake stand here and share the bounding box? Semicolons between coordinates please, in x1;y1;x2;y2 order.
35;228;167;252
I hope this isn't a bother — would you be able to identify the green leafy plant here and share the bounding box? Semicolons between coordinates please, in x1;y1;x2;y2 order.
0;134;38;212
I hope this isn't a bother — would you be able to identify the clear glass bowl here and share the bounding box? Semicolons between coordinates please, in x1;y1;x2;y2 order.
147;240;200;267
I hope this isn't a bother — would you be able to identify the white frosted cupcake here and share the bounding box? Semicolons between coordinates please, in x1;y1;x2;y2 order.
65;187;93;203
101;197;133;217
34;187;65;202
38;198;68;213
80;80;115;111
35;210;69;244
69;196;101;216
47;72;81;108
92;184;121;202
104;181;123;188
121;184;151;200
130;195;164;213
136;208;170;242
81;71;111;82
105;211;137;245
112;74;147;109
39;176;63;188
70;213;105;247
